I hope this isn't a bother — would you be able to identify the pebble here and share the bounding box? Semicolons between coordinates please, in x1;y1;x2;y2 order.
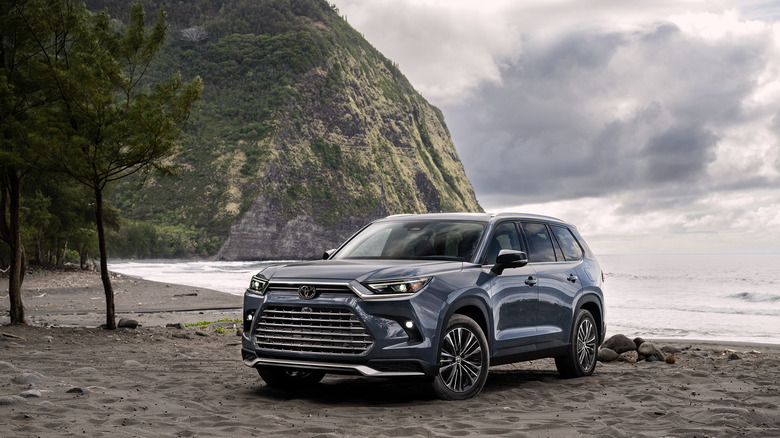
0;361;16;370
166;322;185;330
123;360;141;367
665;355;676;364
172;333;192;340
20;390;42;398
195;330;209;337
727;353;741;360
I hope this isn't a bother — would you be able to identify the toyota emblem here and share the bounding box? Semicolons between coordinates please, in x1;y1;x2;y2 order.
298;285;317;300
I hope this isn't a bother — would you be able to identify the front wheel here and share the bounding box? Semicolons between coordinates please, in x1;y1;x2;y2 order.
257;367;326;388
431;314;490;400
555;309;598;378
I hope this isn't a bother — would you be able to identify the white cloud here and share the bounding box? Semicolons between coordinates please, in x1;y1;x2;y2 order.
332;1;780;253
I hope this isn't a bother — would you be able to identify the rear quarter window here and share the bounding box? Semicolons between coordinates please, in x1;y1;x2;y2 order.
551;225;584;261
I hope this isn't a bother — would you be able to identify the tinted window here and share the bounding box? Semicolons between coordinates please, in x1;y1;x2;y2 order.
484;222;523;265
521;222;556;262
551;225;584;261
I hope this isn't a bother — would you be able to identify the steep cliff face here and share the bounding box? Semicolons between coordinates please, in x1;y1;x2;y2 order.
99;0;481;260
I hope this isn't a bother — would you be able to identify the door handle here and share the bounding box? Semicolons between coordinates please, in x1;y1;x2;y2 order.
525;276;537;286
567;274;578;283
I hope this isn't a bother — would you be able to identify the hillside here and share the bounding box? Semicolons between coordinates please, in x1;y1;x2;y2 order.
90;0;482;260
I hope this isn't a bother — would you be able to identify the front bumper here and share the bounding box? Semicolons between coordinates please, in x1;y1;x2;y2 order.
242;284;444;378
242;348;437;377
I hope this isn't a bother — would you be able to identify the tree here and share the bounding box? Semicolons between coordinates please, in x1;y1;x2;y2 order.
29;1;202;329
0;0;58;324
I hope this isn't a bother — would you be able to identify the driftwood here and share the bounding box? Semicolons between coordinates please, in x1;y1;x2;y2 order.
0;332;26;341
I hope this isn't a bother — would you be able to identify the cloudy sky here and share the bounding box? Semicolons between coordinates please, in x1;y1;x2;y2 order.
332;0;780;254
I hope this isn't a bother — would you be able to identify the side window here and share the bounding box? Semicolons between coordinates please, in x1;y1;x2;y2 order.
483;222;522;265
551;225;584;261
521;222;556;263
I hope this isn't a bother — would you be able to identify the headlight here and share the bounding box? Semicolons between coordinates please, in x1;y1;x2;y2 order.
364;278;431;296
247;275;268;295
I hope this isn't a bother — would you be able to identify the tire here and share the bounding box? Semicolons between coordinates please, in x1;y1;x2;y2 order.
555;309;598;378
257;367;326;388
431;314;490;400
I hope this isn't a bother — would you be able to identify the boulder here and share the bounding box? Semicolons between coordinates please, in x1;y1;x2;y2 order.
633;337;646;349
618;350;639;363
601;334;637;354
598;348;619;362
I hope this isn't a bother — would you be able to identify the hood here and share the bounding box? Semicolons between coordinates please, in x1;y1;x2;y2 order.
257;260;464;283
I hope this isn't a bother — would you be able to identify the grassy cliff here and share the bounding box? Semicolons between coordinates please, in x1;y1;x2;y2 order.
91;0;482;259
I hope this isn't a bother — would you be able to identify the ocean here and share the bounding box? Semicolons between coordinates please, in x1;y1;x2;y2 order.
108;253;780;345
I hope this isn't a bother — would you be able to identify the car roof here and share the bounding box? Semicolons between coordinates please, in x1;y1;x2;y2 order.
381;212;571;226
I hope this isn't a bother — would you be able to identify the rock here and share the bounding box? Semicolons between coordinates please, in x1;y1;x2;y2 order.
665;355;676;364
598;348;619;362
195;330;209;337
71;367;97;375
20;390;42;398
66;387;91;395
691;351;709;358
172;333;192;340
123;360;141;367
645;355;657;362
601;334;637;354
166;322;185;330
661;345;681;354
633;337;646;349
618;350;638;363
637;342;656;356
728;353;741;360
0;361;15;370
0;395;27;405
638;342;666;361
118;318;139;329
13;372;41;386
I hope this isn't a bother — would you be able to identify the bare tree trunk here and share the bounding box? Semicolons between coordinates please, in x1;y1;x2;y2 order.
7;172;26;324
94;186;116;330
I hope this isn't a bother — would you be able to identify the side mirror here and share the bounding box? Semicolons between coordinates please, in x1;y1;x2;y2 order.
492;250;528;274
322;249;336;260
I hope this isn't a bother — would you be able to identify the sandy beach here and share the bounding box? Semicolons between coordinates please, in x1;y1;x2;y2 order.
2;269;779;437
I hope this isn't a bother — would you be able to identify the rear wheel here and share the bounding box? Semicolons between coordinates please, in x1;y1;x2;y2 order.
555;309;598;378
257;367;326;388
431;314;489;400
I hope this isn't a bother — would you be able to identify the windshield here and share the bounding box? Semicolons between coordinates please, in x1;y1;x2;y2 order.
334;220;486;261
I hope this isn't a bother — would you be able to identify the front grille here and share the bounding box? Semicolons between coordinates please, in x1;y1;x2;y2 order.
266;282;353;295
255;305;374;355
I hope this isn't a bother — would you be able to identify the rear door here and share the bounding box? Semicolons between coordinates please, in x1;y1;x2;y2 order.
520;222;582;347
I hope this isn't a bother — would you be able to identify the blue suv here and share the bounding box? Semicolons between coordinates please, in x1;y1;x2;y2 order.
242;213;605;399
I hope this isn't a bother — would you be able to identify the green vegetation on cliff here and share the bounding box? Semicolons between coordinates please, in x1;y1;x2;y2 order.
88;0;482;259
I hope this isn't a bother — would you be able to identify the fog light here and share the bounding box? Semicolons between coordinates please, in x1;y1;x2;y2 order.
404;320;414;329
